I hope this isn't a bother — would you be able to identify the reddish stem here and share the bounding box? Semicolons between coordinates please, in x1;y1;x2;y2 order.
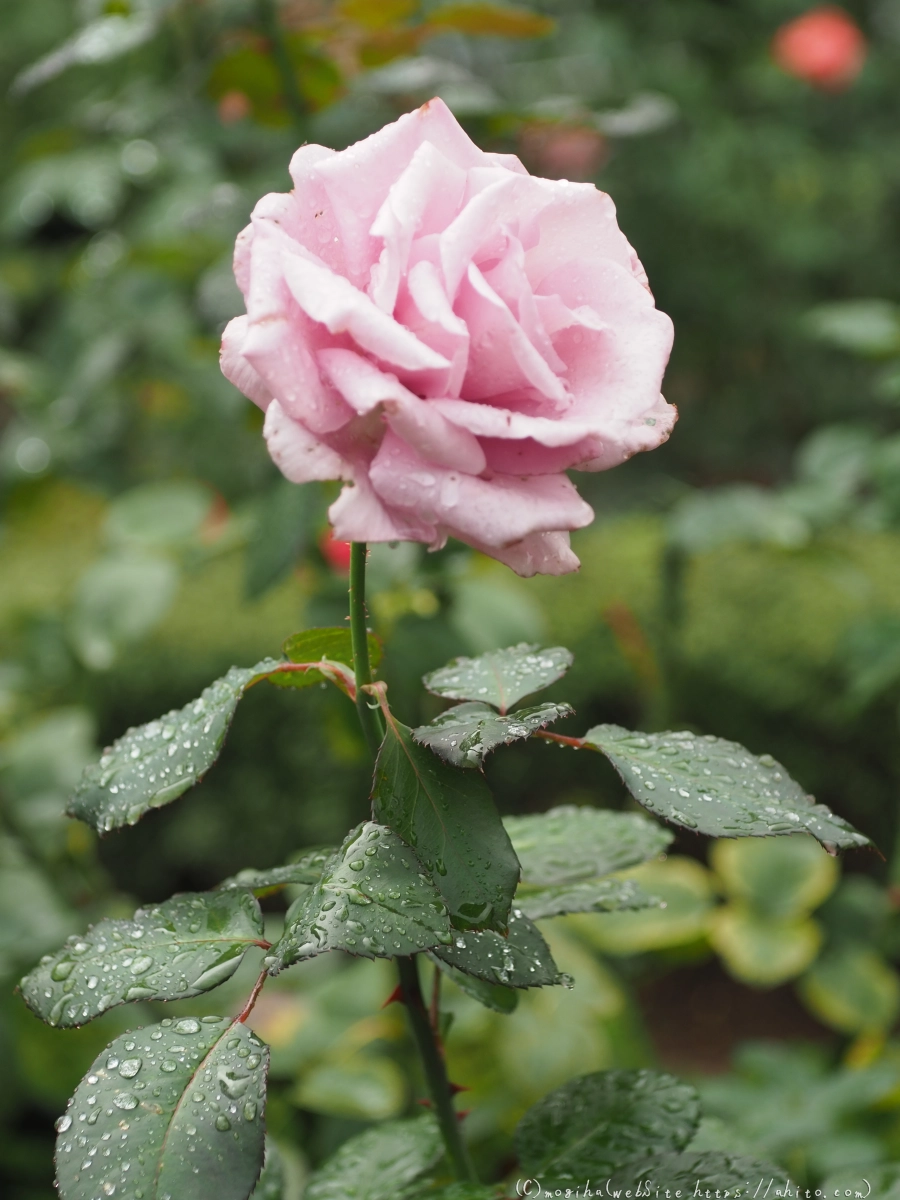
237;968;268;1024
532;730;591;749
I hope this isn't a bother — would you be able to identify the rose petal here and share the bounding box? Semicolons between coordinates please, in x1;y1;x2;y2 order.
329;472;438;544
368;140;468;314
394;259;469;398
316;97;487;288
220;316;272;410
458;263;569;405
318;349;486;474
469;530;581;577
281;251;450;373
263;400;351;483
369;432;593;548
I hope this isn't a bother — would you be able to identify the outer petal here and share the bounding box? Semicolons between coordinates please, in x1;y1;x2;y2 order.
470;530;581;576
369;432;594;549
318;349;486;474
282;251;450;373
220;316;272;410
329;473;438;544
263;401;351;483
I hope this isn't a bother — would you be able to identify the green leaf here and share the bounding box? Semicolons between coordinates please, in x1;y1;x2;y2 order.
710;835;839;920
105;481;214;551
265;822;452;971
304;1113;443;1200
413;701;573;768
251;1139;286;1200
270;626;382;691
216;848;335;893
68;552;179;671
67;659;279;833
798;945;900;1034
431;958;520;1013
584;725;870;851
431;907;566;989
708;904;822;987
423;643;573;714
20;890;264;1028
54;1016;268;1200
822;1165;900;1200
504;806;670;920
371;716;520;932
606;1151;790;1194
516;877;659;922
12;14;161;95
505;806;672;885
515;1069;700;1182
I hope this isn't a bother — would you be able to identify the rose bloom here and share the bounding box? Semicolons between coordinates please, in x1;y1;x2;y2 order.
772;6;866;90
221;99;674;576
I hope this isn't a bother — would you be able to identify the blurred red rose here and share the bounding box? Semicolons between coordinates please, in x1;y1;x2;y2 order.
319;528;352;573
772;6;866;90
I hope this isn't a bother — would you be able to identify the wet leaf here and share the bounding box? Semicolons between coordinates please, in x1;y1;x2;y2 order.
216;848;334;894
413;701;572;768
516;877;659;922
505;806;672;885
265;822;452;971
504;806;669;920
372;716;519;932
584;725;870;851
54;1016;268;1200
423;643;572;714
21;890;264;1028
515;1069;700;1181
606;1151;790;1195
431;907;565;989
304;1113;442;1200
67;660;279;833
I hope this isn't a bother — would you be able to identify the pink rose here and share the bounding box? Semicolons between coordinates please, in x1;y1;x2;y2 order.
221;99;675;576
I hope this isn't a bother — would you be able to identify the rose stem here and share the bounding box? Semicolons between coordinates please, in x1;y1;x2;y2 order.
396;955;478;1183
349;542;384;756
347;541;477;1184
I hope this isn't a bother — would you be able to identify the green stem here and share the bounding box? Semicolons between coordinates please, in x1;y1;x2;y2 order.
256;0;307;139
396;956;477;1184
349;542;384;757
347;544;475;1183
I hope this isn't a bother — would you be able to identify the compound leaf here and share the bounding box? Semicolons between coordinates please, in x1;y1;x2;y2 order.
515;1069;700;1182
423;644;572;713
413;701;572;768
54;1016;268;1200
372;716;519;933
272;626;381;691
266;823;451;971
430;907;566;989
304;1113;442;1200
584;726;870;851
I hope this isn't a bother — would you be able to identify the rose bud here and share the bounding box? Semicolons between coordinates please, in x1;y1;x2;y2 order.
772;6;866;90
220;99;674;576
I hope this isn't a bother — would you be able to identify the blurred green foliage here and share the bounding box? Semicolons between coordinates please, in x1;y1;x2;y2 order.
4;1;900;1197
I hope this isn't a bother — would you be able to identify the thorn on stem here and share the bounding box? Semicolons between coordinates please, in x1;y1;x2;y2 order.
382;984;405;1008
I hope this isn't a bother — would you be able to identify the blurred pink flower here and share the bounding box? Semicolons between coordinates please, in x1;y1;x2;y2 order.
221;99;674;576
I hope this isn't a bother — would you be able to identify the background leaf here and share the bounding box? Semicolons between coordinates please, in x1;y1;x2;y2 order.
372;717;519;932
54;1015;268;1200
606;1151;789;1194
585;725;869;850
423;644;572;713
304;1113;442;1200
266;822;451;970
21;889;264;1027
505;806;672;885
413;701;572;768
515;1069;700;1182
